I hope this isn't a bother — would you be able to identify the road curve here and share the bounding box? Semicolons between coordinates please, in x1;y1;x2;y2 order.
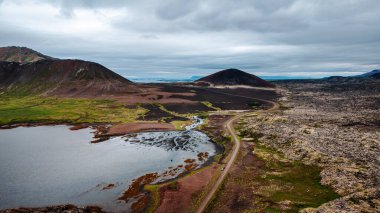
195;113;244;213
195;94;278;213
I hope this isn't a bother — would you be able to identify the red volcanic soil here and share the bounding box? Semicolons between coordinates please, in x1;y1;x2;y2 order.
154;114;231;213
118;173;159;213
104;122;175;136
196;68;274;88
155;164;219;213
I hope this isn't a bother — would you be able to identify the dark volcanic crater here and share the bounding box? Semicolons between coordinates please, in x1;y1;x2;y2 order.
196;68;275;88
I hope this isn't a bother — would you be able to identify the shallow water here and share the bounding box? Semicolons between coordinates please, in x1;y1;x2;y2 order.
0;118;216;212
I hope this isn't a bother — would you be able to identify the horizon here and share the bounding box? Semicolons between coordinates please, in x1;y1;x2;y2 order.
1;45;377;81
1;1;379;78
0;45;378;81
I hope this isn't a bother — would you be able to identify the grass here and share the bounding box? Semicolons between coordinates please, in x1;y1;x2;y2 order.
201;101;221;111
155;103;210;119
204;174;227;213
171;120;193;130
197;117;209;130
0;95;147;125
144;185;160;213
205;124;340;212
243;123;340;210
144;166;213;213
188;163;223;213
254;142;340;211
156;103;185;117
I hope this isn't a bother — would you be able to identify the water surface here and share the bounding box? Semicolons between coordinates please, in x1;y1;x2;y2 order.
0;119;216;212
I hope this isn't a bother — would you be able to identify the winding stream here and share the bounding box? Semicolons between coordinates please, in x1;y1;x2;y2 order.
0;117;217;212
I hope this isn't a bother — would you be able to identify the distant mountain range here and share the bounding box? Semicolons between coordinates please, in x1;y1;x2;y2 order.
0;47;140;96
130;75;315;83
324;70;380;80
1;46;377;97
352;69;380;78
196;68;274;87
130;75;203;83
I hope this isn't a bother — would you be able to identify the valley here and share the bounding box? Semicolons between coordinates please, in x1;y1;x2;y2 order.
0;47;379;213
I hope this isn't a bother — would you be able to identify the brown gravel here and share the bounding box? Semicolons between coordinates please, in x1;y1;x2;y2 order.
155;164;219;213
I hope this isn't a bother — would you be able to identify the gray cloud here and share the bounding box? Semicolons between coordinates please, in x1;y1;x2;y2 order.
0;0;379;78
155;0;200;20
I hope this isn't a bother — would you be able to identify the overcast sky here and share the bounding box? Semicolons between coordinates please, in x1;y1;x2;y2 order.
0;0;379;78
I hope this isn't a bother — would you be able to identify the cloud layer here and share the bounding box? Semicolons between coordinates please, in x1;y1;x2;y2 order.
0;0;379;78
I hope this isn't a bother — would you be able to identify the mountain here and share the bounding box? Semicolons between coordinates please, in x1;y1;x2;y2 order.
195;68;275;87
0;47;140;97
0;46;55;63
353;69;380;78
370;73;380;79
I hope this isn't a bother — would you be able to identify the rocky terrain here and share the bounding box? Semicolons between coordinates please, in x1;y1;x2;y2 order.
195;68;274;88
241;78;380;212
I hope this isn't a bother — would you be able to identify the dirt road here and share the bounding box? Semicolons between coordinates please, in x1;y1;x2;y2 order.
195;93;278;213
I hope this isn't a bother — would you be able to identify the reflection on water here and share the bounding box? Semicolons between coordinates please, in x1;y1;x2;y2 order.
0;117;216;212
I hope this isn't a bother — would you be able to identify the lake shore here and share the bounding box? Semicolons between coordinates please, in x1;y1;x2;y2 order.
0;116;219;213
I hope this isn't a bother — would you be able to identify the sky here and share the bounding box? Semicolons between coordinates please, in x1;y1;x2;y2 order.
0;0;379;79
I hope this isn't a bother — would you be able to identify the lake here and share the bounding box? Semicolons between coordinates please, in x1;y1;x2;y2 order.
0;118;217;212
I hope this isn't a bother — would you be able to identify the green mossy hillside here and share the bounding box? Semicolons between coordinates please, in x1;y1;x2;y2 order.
0;95;147;125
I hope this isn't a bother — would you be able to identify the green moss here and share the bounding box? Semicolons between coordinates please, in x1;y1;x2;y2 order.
205;127;340;212
264;206;282;213
0;95;147;125
171;120;193;130
144;185;160;213
253;142;340;212
155;103;182;117
213;154;223;162
167;181;179;190
154;103;210;119
201;101;221;111
204;173;228;213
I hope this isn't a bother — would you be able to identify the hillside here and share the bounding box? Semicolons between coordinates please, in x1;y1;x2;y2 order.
196;68;274;88
353;69;380;78
370;73;380;79
0;47;140;97
0;46;55;63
